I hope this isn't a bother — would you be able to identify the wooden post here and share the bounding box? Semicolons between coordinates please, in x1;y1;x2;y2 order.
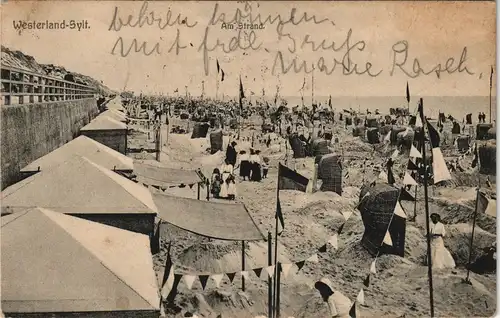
465;187;481;282
241;240;246;291
413;185;418;221
268;231;273;318
197;183;201;200
155;125;161;162
420;98;435;317
312;164;318;193
206;181;210;201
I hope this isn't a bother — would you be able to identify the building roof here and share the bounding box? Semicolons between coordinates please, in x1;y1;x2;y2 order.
1;207;160;313
81;116;127;131
153;193;265;241
2;156;157;214
20;136;134;173
100;109;128;123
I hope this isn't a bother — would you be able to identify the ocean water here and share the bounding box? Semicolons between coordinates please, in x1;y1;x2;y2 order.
244;96;497;121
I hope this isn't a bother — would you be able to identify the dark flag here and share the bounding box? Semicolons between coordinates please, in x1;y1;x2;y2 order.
278;163;309;192
216;59;220;74
160;243;180;303
276;196;284;234
406;82;410;103
221;69;225;82
425;118;451;183
490;66;494;89
349;302;357;318
328;95;332;109
400;187;416;201
426;120;440;149
239;76;245;111
150;221;161;254
387;158;395;185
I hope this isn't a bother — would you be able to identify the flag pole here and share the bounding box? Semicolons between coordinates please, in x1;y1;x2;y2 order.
420;98;435;317
489;66;493;124
268;231;273;318
465;149;482;283
273;179;280;318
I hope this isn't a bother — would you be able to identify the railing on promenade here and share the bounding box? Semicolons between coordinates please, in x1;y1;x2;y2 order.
1;64;98;106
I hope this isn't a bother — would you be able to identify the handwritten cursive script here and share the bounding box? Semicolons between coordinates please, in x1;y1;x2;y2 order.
390;41;474;78
109;0;197;31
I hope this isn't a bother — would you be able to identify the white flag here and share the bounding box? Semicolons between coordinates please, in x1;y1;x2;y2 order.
370;260;377;274
241;271;250;280
378;171;388;182
183;275;196;290
432;148;452;183
211;274;224;288
265;265;276;278
307;254;319;263
384;131;391;143
409;145;422;158
391;149;399;160
394;201;407;219
383;231;393;246
281;263;294;278
403;172;418;186
342;210;353;221
357;289;365;305
415;115;423;128
328;234;339;249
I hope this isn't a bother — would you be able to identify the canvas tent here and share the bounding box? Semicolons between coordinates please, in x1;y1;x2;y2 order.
20;135;134;178
132;161;201;188
1;208;160;317
153;193;265;241
2;156;157;235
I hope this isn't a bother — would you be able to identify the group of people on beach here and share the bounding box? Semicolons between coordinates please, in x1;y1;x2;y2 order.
210;141;270;200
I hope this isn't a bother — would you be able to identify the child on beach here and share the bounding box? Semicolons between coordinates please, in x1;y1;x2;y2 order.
262;157;270;179
211;168;221;198
227;174;237;200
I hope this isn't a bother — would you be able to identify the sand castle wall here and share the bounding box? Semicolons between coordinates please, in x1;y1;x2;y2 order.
1;98;99;189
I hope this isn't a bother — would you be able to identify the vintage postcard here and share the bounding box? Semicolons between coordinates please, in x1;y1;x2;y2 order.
0;1;497;318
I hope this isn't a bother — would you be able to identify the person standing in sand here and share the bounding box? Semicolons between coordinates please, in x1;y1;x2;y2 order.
238;150;250;181
250;150;262;182
226;174;237;200
220;159;234;198
314;278;353;318
226;141;238;166
428;213;456;269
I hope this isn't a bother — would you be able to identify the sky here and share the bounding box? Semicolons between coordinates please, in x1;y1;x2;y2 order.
1;1;496;97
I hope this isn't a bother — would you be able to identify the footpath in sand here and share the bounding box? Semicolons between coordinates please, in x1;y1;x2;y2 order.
143;119;496;318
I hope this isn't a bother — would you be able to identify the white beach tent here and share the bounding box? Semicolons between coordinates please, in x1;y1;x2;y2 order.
20;135;134;175
1;207;160;317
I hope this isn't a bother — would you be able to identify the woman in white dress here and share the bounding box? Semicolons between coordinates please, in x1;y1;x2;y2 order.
429;213;456;269
226;174;237;200
219;159;234;198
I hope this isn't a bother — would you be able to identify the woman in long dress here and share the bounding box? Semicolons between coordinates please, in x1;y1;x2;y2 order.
238;150;250;181
429;213;456;269
226;174;237;200
314;278;352;318
220;159;234;198
250;150;262;182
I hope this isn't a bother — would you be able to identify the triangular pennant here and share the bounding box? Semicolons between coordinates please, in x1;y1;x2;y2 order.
410;145;422;158
318;244;327;253
307;254;319;263
363;274;370;287
370;260;377;274
383;231;393;246
415;115;423;128
328;234;339;249
199;275;210;290
152;185;160;190
295;260;306;271
432;147;452;183
391;149;399;160
403;172;418;186
349;301;357;318
265;265;276;278
226;272;236;283
342;210;353;221
383;131;391;143
394;201;407;219
189;183;194;189
357;289;365;306
378;171;388;182
253;267;263;278
337;223;345;235
183;275;196;290
211;274;224;288
281;263;293;278
407;159;418;171
160;186;167;191
400;188;416;201
240;271;250;280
